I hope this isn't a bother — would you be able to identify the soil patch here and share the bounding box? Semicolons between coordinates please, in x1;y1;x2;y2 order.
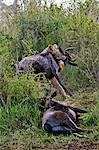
67;141;99;150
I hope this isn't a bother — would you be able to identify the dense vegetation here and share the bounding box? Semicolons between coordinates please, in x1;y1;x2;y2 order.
0;0;99;149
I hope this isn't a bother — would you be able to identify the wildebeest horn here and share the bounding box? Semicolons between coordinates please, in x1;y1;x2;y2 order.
65;47;75;51
67;61;77;66
64;49;77;66
69;106;87;113
71;59;76;62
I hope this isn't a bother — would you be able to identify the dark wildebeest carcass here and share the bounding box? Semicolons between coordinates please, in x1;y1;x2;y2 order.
42;99;87;137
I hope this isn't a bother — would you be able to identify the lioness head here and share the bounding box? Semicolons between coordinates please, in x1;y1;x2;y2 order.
48;44;77;68
48;44;66;61
48;44;66;71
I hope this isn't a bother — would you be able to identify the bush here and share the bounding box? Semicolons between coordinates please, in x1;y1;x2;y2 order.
0;70;49;105
5;0;98;89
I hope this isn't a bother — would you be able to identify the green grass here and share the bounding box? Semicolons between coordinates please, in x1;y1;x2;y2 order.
0;89;99;149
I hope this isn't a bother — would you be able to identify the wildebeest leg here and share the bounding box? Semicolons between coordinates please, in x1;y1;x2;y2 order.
54;111;84;133
50;77;68;98
53;126;87;137
64;116;84;133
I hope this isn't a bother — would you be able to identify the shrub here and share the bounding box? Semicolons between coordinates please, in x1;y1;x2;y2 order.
7;1;99;89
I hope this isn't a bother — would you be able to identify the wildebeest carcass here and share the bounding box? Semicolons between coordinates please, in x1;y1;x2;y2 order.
18;44;77;98
42;99;87;137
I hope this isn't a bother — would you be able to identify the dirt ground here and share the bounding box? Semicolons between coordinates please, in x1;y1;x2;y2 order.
67;141;99;150
37;141;99;150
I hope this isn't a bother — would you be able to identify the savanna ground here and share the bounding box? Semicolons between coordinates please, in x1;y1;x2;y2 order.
0;0;99;149
0;89;99;150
